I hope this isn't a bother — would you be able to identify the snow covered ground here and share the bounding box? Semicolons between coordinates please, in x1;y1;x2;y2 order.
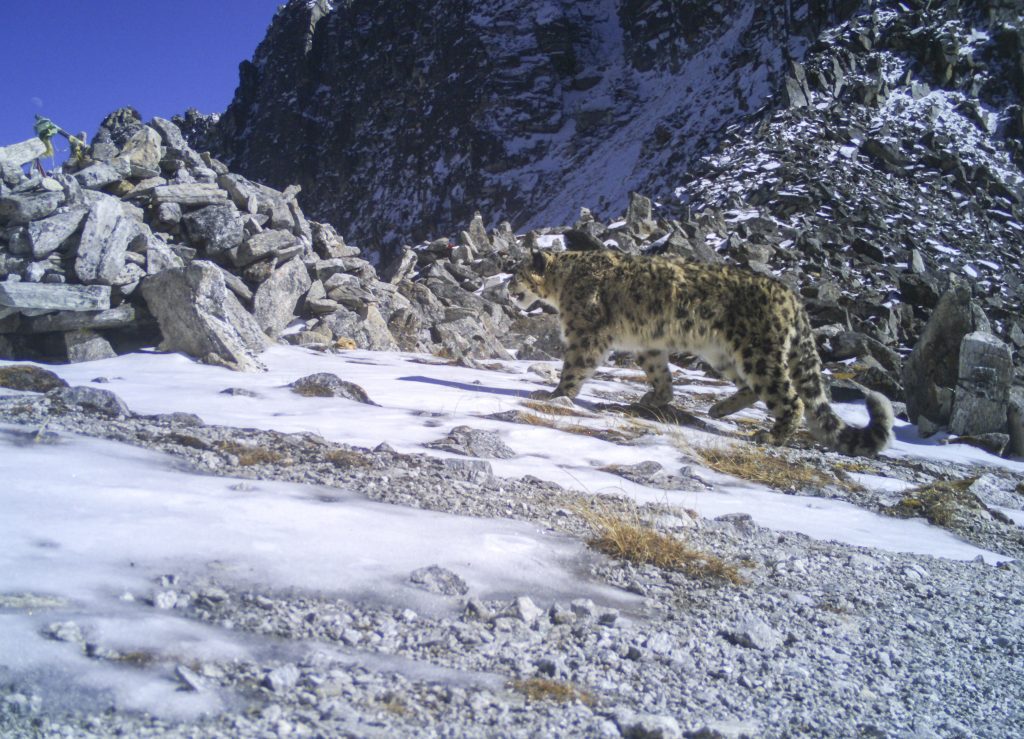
1;345;1022;719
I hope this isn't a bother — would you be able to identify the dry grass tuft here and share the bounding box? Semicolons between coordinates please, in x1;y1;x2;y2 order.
520;399;588;417
326;448;372;468
688;442;860;493
215;440;289;467
880;478;1009;528
511;678;594;705
577;504;746;585
377;692;410;716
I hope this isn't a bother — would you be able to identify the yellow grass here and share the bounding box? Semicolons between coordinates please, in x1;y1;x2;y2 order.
510;678;594;705
215;440;290;467
688;442;860;493
576;504;745;585
881;478;990;528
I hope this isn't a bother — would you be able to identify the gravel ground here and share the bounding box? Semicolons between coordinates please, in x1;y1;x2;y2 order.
1;385;1023;738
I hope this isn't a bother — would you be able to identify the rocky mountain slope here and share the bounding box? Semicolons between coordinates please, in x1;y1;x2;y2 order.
202;0;864;246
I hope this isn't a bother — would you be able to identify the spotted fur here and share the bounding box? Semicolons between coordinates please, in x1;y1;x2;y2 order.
508;250;893;456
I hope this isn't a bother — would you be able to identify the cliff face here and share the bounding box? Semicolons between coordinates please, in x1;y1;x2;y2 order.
210;0;860;247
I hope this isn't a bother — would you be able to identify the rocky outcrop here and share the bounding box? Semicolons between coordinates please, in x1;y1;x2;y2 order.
0;110;543;367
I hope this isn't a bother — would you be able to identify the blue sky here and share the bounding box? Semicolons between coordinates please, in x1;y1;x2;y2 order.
1;1;283;158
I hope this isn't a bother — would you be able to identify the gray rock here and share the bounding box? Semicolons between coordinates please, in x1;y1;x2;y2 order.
154;201;182;228
75;196;136;285
0;189;64;225
252;257;312;337
409;565;469;596
0;137;48;168
120;126;163;172
44;621;85;645
216;264;253;303
380;248;418;284
687;720;761;739
432;315;513;361
0;282;110;312
20;305;135;334
311;220;359;259
902;278;988;426
263;664;300;693
720;615;783;651
289;373;375;404
145;241;186;275
0;364;68;392
174;665;207;693
424;425;515;459
1008;388;1024;458
323;304;398;351
949;332;1012;437
615;709;682;739
514;596;544;624
324;272;372;309
63;329;118;362
141;261;268;371
16;206;89;259
150;116;189;150
50;386;131;416
148;183;230;207
462;211;490;253
235;229;297;267
181;203;244;257
72;162;124;190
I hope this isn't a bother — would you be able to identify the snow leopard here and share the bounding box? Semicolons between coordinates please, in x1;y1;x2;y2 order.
508;249;893;456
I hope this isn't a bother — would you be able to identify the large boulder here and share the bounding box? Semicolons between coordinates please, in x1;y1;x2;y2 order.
901;277;989;428
141;261;268;371
949;332;1013;437
75;196;137;285
252;257;312;337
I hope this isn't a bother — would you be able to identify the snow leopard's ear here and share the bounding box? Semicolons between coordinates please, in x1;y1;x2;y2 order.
531;249;549;275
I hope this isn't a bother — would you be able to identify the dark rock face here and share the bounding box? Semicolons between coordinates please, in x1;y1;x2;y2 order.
207;0;859;247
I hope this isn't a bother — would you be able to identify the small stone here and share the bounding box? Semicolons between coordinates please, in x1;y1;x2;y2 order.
424;425;515;459
614;708;681;739
50;386;131;416
174;664;207;692
720;615;784;651
409;565;469;596
44;621;85;645
289;373;375;404
263;664;300;693
514;596;544;624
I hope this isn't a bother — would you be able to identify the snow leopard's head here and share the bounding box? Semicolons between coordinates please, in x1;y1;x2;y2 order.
507;251;555;310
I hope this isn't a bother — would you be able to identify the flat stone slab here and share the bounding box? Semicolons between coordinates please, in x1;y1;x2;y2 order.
20;305;135;334
0;282;111;312
0;137;47;168
147;183;229;207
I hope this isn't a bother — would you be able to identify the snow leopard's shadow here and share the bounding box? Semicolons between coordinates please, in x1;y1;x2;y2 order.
397;375;532;398
594;402;725;435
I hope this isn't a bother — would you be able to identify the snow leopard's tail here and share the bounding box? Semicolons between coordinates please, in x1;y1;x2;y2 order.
805;390;894;457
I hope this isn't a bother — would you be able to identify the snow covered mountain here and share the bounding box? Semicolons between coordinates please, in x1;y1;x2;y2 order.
204;0;864;246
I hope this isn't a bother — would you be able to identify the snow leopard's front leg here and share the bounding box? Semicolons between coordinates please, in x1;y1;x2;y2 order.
540;333;611;401
637;349;673;407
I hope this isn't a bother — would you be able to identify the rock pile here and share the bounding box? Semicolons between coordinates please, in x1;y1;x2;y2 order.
0;109;544;370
